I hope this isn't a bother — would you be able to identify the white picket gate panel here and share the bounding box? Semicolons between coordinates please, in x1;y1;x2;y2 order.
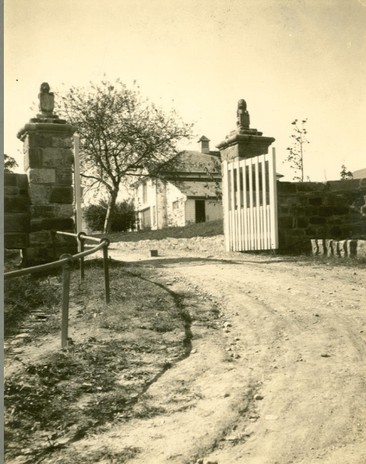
222;147;278;251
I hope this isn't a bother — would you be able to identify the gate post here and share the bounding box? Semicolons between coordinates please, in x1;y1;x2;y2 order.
17;83;77;265
217;99;276;251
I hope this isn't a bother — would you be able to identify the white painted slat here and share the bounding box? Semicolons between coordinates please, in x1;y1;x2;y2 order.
224;148;278;252
229;166;236;251
248;158;254;249
222;160;230;251
241;162;248;250
268;147;279;249
235;158;243;251
261;155;268;249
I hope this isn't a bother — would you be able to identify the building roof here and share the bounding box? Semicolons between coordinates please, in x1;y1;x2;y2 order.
173;150;221;174
171;179;220;199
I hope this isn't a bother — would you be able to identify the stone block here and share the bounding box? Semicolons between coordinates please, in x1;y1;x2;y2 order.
55;167;73;185
52;136;73;148
4;233;29;249
14;174;29;189
278;216;294;229
42;148;73;167
294;206;305;216
317;239;326;255
329;226;342;237
296;217;308;228
53;233;77;246
4;186;20;196
4;173;17;186
30;217;74;232
309;216;326;225
30;204;57;218
327;179;365;192
311;239;318;255
283;195;299;206
4;196;30;213
28;168;56;184
28;230;53;247
287;228;306;236
278;182;297;194
55;204;74;217
28;184;52;205
28;133;53;148
296;182;325;192
337;240;347;257
305;226;317;237
319;206;334;217
50;186;73;204
26;148;44;169
308;197;323;206
332;240;339;256
356;240;366;258
5;213;31;232
325;239;334;257
332;206;350;215
304;206;319;216
347;240;357;257
24;247;55;265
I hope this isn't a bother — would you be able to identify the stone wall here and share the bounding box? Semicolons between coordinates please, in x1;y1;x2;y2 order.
277;179;366;253
18;127;77;264
4;173;31;249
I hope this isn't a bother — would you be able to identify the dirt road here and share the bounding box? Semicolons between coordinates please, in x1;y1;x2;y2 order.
74;246;366;464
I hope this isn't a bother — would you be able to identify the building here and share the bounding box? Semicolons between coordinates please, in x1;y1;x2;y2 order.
134;136;223;230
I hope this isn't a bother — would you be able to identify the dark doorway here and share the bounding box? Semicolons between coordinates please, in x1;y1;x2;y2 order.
195;200;206;223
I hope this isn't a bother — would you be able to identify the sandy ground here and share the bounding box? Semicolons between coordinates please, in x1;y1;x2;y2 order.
68;246;366;464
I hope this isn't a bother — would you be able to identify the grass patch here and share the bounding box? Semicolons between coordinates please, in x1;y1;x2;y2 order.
4;260;191;462
51;446;141;464
4;274;62;337
100;219;223;243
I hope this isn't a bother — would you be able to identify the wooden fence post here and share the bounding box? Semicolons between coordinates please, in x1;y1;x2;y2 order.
102;238;111;304
60;254;73;349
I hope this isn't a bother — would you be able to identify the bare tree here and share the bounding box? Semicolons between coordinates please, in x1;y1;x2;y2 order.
285;119;309;182
58;79;193;233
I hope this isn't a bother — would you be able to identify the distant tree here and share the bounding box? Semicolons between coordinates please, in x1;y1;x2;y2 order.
340;164;353;180
4;154;18;173
58;79;193;233
284;119;309;182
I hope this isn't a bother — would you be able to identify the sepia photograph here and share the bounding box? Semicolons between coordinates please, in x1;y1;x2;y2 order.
3;0;366;463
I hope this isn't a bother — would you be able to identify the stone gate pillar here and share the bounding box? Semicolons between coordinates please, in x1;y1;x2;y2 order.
17;82;77;265
217;99;275;160
216;99;277;252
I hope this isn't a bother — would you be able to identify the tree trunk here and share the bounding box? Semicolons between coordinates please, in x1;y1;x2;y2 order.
103;189;118;234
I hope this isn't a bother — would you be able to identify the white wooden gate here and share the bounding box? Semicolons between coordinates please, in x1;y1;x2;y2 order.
222;147;278;251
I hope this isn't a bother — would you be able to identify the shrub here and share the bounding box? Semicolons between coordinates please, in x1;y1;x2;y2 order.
83;200;136;232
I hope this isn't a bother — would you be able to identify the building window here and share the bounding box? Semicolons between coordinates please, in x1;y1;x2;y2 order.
143;182;147;204
172;200;179;210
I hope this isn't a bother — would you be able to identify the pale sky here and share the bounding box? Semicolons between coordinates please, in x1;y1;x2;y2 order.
4;0;366;181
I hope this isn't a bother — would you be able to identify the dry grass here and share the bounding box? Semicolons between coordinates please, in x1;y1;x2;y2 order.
4;260;192;463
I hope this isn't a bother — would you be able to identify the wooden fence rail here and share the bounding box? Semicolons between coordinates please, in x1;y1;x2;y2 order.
4;231;111;349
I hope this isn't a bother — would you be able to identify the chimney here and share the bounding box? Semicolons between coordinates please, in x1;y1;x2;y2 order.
198;135;210;154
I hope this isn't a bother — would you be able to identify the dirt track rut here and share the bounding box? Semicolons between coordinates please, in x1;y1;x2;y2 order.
77;250;366;463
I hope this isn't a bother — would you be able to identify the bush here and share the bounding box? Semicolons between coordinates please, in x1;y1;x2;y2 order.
84;200;136;232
